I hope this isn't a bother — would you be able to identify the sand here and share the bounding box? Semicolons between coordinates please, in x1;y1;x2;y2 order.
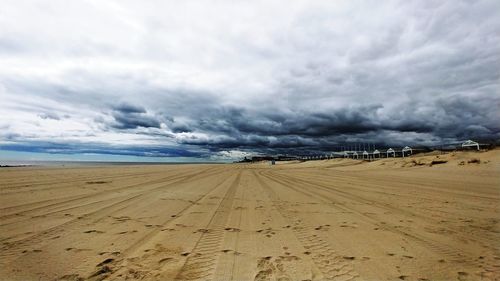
0;150;499;281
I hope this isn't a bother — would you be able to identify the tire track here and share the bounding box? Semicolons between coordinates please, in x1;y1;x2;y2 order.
0;168;168;192
0;193;143;264
122;172;235;258
0;167;225;264
254;171;359;281
0;166;222;221
212;171;247;281
174;171;242;281
277;170;499;200
268;170;499;247
99;170;236;280
261;170;499;279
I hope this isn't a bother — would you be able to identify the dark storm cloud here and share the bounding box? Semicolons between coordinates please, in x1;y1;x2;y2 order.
172;93;500;153
113;103;146;114
191;105;380;137
109;103;161;129
171;125;192;133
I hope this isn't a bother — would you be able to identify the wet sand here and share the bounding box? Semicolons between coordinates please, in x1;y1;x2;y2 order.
0;150;499;280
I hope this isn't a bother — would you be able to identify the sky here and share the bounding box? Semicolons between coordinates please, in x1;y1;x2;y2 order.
1;0;499;162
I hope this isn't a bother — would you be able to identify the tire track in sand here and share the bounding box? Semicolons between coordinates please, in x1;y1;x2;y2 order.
254;171;359;281
174;171;242;281
0;168;223;264
263;170;499;279
89;170;236;280
0;166;220;220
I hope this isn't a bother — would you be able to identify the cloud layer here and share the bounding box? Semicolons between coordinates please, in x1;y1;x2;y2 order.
1;0;499;160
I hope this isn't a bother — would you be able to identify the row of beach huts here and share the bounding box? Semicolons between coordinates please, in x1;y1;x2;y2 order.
298;140;484;161
241;140;488;165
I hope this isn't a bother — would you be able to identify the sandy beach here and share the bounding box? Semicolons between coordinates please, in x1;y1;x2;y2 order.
0;150;499;281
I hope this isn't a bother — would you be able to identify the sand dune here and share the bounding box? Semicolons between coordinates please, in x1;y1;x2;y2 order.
0;150;499;280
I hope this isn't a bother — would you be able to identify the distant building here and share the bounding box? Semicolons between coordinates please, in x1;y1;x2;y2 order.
251;156;274;162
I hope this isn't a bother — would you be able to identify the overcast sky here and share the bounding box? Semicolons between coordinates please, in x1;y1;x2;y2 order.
1;0;499;161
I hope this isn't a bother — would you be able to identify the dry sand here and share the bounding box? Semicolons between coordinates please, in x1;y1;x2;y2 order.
0;150;499;281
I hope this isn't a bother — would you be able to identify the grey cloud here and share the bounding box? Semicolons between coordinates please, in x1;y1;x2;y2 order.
172;93;500;153
109;104;161;129
111;113;161;129
171;125;192;133
38;112;61;120
113;103;146;114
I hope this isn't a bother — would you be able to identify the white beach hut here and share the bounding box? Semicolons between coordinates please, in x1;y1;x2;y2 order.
462;140;479;151
387;148;395;158
402;146;412;157
363;151;369;160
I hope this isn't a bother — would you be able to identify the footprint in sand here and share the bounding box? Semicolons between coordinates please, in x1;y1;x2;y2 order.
256;228;275;238
83;230;104;234
97;258;114;267
66;248;91;253
314;224;330;231
88;265;112;279
457;272;468;281
86;181;111;185
225;227;241;232
194;228;210;233
112;216;131;222
158;257;174;265
255;256;292;281
145;224;162;228
279;255;300;262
